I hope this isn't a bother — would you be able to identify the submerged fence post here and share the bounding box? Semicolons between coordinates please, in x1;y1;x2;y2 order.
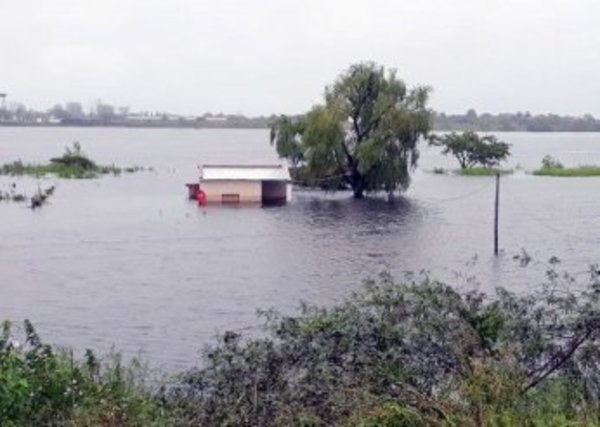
494;172;500;256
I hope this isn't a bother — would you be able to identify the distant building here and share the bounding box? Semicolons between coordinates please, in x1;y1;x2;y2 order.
198;164;291;204
204;116;228;122
126;113;162;121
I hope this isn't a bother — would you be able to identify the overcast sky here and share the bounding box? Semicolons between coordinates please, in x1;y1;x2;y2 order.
1;0;599;116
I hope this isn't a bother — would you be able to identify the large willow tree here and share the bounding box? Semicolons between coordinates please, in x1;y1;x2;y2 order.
271;62;432;199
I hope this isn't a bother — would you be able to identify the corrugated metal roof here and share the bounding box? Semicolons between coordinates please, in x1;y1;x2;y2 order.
200;164;291;181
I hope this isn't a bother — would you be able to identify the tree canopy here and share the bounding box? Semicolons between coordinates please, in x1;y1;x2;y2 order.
430;131;510;169
269;115;304;167
270;62;432;199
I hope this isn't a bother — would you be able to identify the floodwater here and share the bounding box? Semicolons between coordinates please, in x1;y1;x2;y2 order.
1;128;599;370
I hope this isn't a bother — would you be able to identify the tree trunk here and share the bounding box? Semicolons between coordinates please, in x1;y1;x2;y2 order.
351;172;365;198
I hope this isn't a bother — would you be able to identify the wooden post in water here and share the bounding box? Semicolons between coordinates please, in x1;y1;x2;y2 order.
494;172;500;256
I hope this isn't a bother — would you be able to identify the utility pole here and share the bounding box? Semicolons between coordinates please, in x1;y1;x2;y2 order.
494;172;500;256
0;93;6;122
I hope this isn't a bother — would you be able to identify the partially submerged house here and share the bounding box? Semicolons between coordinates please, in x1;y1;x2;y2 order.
195;164;292;205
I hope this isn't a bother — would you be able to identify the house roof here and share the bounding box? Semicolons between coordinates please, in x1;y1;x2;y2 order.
200;164;291;181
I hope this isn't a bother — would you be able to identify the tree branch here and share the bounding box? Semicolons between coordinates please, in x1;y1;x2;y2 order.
361;103;393;141
522;327;594;394
339;140;356;184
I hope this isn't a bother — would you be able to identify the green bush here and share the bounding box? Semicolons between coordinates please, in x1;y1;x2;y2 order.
3;268;600;425
166;271;600;426
0;320;170;426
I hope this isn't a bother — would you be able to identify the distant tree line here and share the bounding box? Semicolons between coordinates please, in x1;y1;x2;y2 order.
0;100;277;128
2;97;600;131
434;109;600;132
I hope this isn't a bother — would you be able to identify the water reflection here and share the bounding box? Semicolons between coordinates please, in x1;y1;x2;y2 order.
294;192;421;232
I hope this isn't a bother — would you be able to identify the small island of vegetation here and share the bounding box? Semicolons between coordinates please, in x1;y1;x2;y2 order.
456;166;513;176
533;155;600;177
0;141;147;179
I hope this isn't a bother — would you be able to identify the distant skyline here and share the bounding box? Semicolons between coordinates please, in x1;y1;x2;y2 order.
1;0;599;116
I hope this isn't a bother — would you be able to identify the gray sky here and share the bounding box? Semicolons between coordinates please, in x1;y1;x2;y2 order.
1;0;599;116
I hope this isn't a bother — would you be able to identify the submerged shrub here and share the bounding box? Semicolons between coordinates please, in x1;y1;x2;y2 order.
541;154;564;169
50;142;97;169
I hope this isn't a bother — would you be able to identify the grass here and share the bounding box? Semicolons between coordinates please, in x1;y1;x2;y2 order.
457;167;513;176
533;165;600;177
429;167;512;176
0;142;147;179
2;160;106;179
532;155;600;177
0;160;146;179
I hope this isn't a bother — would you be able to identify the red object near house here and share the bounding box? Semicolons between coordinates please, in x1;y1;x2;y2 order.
196;190;206;206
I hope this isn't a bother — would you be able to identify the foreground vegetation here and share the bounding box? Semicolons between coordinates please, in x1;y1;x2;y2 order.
0;142;146;179
0;320;168;426
3;266;600;425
